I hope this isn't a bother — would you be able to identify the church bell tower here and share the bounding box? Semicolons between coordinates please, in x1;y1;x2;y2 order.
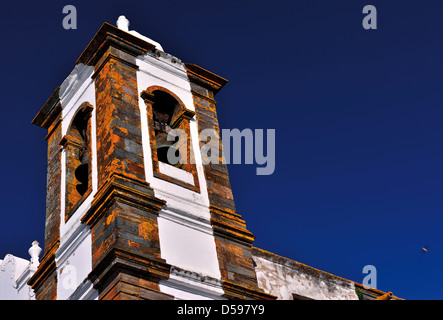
29;17;275;300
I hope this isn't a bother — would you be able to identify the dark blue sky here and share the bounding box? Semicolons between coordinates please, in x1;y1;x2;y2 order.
1;0;442;300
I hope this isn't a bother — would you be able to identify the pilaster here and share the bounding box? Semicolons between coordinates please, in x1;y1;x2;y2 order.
185;64;275;300
79;23;171;299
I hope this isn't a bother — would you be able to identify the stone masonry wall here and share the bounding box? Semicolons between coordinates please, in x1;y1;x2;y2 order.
252;247;358;300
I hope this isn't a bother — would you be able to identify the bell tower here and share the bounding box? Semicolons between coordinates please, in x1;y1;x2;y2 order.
29;17;275;300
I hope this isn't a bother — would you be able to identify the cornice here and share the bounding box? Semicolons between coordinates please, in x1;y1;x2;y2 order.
81;173;166;229
170;108;196;128
88;247;171;291
209;205;256;246
77;22;155;67
32;87;62;129
185;63;228;95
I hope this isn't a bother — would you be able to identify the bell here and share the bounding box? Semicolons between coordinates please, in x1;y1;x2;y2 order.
157;144;180;165
156;132;180;166
75;149;90;195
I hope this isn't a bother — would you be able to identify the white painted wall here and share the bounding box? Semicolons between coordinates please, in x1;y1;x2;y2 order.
56;64;98;300
0;248;39;300
56;224;93;300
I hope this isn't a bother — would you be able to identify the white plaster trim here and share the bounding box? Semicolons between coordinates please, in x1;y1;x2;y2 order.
57;70;97;300
59;76;97;245
159;266;226;300
137;51;188;80
59;64;95;114
68;278;98;300
56;223;90;267
158;161;194;185
129;30;164;51
159;205;213;236
61;71;95;137
15;266;31;291
188;117;210;206
155;187;211;221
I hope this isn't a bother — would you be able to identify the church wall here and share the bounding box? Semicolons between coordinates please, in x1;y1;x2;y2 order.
12;18;400;301
252;247;359;300
0;255;32;300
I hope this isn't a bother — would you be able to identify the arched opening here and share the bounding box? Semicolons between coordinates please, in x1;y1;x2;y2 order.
72;109;91;196
61;103;93;221
151;90;181;167
141;87;200;192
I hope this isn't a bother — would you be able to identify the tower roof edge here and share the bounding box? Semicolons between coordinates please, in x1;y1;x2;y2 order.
76;22;156;67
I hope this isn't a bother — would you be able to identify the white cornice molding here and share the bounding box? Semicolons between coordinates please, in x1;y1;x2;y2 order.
68;277;97;300
59;64;95;110
137;51;190;84
161;265;226;300
159;206;213;236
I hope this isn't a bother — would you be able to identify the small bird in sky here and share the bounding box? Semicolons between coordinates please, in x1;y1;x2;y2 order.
421;245;430;254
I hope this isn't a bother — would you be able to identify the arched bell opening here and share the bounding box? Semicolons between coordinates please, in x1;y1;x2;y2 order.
62;102;93;221
151;90;182;168
141;86;200;192
71;107;92;197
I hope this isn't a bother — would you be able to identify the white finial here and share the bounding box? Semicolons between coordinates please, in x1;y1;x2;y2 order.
115;15;164;51
117;15;130;32
28;241;42;267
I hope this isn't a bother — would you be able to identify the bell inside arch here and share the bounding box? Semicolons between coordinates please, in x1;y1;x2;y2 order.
75;149;90;196
156;132;180;166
